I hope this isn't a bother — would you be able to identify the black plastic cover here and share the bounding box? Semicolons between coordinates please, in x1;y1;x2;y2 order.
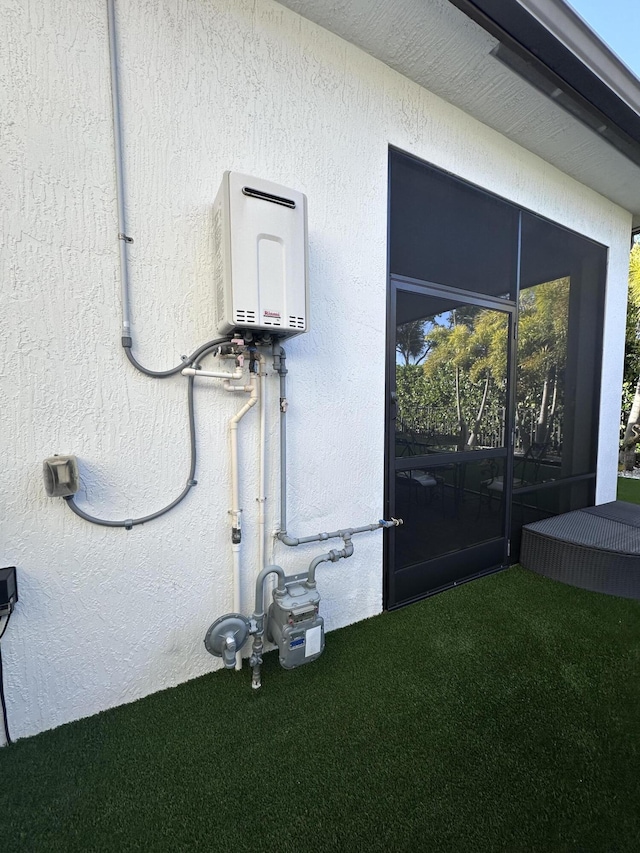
0;567;17;609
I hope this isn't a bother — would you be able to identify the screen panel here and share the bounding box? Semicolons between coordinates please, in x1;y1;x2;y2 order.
389;149;519;299
516;212;607;486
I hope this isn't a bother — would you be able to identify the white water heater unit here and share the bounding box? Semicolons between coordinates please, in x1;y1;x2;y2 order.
213;172;309;338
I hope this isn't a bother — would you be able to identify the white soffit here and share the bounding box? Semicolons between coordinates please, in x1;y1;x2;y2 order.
278;0;640;227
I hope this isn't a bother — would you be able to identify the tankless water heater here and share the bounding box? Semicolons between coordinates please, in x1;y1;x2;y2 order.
213;172;309;338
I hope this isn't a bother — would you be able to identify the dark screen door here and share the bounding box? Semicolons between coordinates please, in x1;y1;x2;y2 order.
385;278;516;608
385;147;605;608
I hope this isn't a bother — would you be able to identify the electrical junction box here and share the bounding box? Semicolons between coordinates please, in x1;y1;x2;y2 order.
213;171;309;338
267;579;324;669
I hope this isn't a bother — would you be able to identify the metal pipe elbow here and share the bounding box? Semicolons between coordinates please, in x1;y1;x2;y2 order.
254;564;286;613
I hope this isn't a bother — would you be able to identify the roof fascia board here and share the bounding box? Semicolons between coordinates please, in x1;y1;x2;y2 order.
448;0;640;147
518;0;640;115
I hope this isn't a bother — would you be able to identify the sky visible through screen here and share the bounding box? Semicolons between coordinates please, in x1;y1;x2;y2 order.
566;0;640;77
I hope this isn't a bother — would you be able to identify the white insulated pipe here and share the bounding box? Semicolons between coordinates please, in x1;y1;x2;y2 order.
229;377;258;532
257;355;267;577
181;366;243;380
228;372;258;669
223;381;254;392
230;545;242;670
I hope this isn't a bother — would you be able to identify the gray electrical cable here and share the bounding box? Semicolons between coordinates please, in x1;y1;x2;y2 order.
105;0;240;524
64;338;231;529
64;376;197;528
122;335;232;378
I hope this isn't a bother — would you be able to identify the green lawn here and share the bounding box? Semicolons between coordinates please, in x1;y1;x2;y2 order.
2;560;640;852
617;474;640;504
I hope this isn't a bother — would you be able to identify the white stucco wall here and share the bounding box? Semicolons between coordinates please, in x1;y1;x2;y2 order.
1;0;631;740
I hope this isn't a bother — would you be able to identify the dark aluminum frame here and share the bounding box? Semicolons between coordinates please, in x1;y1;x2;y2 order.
384;147;606;610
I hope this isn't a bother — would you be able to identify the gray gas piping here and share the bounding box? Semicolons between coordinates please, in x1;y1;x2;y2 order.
272;342;290;539
202;348;402;690
248;564;287;690
307;537;354;587
205;520;401;691
271;343;401;548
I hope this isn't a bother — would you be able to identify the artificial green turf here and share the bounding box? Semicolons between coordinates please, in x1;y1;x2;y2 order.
617;474;640;504
3;566;640;852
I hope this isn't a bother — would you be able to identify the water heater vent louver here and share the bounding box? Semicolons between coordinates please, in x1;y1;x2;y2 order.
289;316;305;329
263;317;282;327
235;310;256;325
242;186;296;209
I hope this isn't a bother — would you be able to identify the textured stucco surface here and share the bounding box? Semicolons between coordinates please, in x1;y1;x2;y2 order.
0;0;631;740
280;0;640;226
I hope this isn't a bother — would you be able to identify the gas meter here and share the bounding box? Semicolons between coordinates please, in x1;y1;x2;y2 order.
204;572;324;674
203;520;402;689
267;578;324;669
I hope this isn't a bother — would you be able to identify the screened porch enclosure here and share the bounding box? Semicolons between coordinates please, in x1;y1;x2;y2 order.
385;148;607;609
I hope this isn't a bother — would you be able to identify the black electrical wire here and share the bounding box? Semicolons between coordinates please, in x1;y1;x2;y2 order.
0;612;12;746
63;337;233;529
122;335;232;378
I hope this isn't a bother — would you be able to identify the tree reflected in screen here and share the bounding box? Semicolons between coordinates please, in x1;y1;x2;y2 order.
516;278;569;466
396;300;508;455
395;278;576;487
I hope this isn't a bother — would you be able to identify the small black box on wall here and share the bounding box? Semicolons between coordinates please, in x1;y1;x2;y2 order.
0;567;17;610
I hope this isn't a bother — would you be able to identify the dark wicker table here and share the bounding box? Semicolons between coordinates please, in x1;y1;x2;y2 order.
520;501;640;600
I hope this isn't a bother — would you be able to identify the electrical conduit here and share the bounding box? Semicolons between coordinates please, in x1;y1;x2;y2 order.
107;0;232;376
106;0;131;339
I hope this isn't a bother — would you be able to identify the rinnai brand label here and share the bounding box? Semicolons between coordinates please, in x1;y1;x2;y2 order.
263;310;281;318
